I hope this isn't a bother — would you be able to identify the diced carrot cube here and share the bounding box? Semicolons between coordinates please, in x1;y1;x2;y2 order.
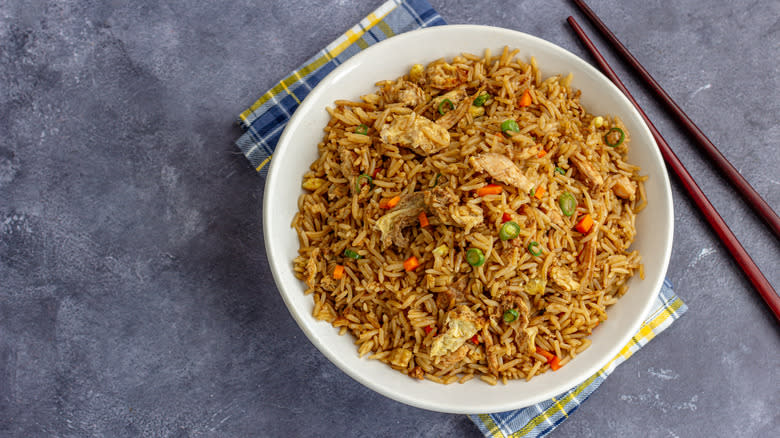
575;214;594;233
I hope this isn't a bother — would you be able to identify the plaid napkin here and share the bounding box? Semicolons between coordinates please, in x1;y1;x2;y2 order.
234;1;688;436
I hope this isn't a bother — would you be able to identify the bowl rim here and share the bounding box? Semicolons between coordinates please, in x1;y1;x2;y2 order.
263;24;673;413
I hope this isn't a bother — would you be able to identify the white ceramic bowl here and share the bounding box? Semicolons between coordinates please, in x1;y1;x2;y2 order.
263;25;673;414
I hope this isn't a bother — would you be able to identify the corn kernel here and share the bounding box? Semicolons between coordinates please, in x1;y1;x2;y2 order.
468;105;485;118
432;244;449;258
302;177;327;191
593;116;605;128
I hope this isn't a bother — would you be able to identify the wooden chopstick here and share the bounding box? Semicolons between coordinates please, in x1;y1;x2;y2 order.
566;16;780;321
571;0;780;239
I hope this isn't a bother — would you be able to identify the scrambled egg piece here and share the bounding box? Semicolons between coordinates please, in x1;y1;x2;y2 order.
425;62;464;89
430;305;486;357
389;347;413;368
409;64;424;82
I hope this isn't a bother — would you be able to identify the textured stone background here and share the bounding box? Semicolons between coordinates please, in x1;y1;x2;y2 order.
1;0;778;436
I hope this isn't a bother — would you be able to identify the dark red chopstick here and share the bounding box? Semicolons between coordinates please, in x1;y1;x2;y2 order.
566;17;780;321
572;0;780;239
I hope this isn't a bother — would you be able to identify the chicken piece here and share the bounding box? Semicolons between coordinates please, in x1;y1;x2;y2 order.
320;274;338;292
380;113;451;156
435;275;469;310
374;192;426;249
430;305;486;357
434;344;470;368
385;80;427;107
571;155;604;187
612;174;637;200
469;153;534;193
303;248;320;289
550;266;580;292
425;62;466;89
389;347;413;368
339;148;357;179
424;186;484;231
516;326;538;354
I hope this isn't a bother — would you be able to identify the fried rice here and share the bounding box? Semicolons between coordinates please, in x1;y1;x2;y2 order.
292;46;645;384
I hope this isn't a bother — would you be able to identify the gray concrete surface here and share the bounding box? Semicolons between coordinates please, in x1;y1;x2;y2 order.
1;0;778;436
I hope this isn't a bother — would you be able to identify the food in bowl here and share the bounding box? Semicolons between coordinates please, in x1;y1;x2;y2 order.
292;47;645;385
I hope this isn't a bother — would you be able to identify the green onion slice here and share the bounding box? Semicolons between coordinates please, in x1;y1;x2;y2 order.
355;174;373;191
438;98;455;115
527;241;543;257
554;167;566;175
433;173;442;187
501;119;520;136
558;192;576;217
472;93;490;107
503;309;519;323
604;127;625;147
466;248;486;267
499;221;521;241
343;249;361;260
355;124;369;135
